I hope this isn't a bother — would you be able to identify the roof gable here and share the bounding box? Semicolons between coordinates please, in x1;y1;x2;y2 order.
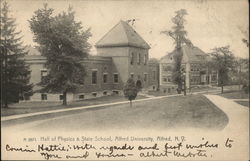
182;45;208;62
95;20;150;49
160;45;208;63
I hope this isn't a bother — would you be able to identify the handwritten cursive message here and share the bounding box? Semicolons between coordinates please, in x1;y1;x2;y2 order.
4;136;234;160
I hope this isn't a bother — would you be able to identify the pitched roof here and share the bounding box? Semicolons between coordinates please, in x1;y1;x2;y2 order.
95;20;150;49
160;45;208;63
26;46;41;55
182;45;208;62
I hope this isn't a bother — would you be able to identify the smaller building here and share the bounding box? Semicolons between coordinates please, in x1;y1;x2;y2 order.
159;45;218;94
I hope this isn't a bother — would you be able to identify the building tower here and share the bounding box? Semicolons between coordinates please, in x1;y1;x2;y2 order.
95;20;151;88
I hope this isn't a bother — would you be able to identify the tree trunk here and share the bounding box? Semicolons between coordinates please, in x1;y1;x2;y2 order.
177;82;182;94
3;39;8;108
4;101;8;108
130;100;132;107
63;91;67;105
221;85;224;93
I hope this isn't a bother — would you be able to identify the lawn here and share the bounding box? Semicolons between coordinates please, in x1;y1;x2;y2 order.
235;101;249;107
218;90;249;99
18;94;228;131
1;95;146;117
218;90;249;107
147;86;219;96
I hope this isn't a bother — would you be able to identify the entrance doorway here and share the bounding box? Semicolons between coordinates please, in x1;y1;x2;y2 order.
136;80;142;90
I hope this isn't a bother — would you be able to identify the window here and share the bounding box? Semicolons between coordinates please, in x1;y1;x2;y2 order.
79;95;84;99
59;95;63;100
164;66;172;72
137;53;141;65
114;74;118;83
167;77;171;82
103;91;107;95
163;78;167;82
103;73;108;83
212;75;217;81
79;79;84;85
92;70;97;84
192;77;195;82
130;53;134;65
153;86;155;90
24;96;30;101
144;54;147;65
153;71;156;80
92;93;97;97
144;73;147;82
130;73;134;78
113;91;119;95
41;94;47;100
192;76;200;83
41;69;47;81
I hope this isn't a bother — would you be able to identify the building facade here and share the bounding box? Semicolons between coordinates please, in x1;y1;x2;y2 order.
159;45;218;94
25;20;159;102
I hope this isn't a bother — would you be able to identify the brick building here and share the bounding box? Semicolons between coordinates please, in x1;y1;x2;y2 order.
159;45;218;93
25;20;159;102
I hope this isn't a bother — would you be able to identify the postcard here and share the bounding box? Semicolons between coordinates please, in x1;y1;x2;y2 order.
1;0;249;160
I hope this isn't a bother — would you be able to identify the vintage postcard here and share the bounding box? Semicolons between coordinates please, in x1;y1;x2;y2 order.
1;0;249;160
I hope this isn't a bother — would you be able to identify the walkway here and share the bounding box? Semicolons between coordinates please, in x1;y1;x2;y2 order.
204;95;249;132
137;92;156;98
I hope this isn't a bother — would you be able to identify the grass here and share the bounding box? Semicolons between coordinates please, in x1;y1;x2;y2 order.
147;86;218;96
147;94;228;130
235;101;249;107
147;90;171;96
1;95;146;117
11;94;229;131
218;89;249;107
218;90;249;99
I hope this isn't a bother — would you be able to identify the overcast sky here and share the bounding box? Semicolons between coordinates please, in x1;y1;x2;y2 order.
7;0;249;59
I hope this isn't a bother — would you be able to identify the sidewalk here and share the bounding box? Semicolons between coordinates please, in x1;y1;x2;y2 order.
137;92;156;98
204;94;249;132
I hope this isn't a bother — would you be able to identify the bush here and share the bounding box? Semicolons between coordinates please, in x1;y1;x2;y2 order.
242;84;249;94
